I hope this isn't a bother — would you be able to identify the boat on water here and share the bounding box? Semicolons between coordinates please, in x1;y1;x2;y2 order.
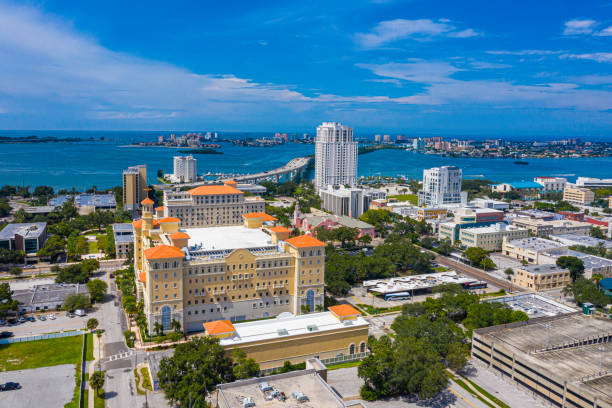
514;161;529;165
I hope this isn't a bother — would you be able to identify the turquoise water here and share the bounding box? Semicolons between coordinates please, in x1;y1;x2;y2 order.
0;131;611;190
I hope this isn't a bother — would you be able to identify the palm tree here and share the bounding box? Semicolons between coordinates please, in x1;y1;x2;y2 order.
95;329;103;370
170;319;181;333
89;371;105;398
86;318;99;332
153;322;164;336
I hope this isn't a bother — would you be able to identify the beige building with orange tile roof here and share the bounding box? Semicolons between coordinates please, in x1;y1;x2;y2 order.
133;202;326;334
161;180;265;228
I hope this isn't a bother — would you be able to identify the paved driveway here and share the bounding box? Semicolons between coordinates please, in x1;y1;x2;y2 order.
0;364;75;407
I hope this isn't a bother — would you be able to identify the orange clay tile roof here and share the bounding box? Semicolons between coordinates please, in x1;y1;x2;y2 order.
155;206;164;211
132;219;143;229
141;197;154;205
269;226;290;233
138;272;146;283
170;232;190;240
144;245;185;260
242;212;277;221
188;185;243;196
158;217;181;223
223;179;238;185
328;304;361;317
203;320;235;335
285;235;325;248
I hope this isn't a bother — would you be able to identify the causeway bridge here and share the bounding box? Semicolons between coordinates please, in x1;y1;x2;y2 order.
154;156;312;190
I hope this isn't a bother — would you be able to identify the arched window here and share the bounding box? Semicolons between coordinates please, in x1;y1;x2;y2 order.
161;305;172;331
360;342;366;353
349;344;355;355
306;290;315;313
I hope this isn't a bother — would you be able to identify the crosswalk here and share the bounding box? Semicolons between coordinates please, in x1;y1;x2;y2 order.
105;350;134;362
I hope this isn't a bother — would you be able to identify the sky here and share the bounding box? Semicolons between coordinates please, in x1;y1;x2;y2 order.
0;0;612;136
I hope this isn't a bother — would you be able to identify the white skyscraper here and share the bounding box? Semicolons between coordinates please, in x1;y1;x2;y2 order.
417;166;466;207
173;155;197;183
315;122;358;190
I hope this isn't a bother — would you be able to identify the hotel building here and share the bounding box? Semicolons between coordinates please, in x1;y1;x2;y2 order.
172;155;197;183
418;166;467;207
161;180;265;228
132;199;326;334
122;164;147;211
314;122;358;190
563;185;595;205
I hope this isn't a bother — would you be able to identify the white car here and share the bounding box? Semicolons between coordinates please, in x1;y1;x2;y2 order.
48;314;56;320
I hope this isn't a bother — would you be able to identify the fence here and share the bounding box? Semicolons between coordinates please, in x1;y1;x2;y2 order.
0;330;86;344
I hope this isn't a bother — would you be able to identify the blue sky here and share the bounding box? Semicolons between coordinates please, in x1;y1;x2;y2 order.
1;0;612;136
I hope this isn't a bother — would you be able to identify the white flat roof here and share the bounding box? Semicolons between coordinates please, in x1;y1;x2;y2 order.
183;226;275;253
218;312;368;346
362;271;480;294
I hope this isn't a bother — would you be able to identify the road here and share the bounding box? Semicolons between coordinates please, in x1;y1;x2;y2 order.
424;249;524;293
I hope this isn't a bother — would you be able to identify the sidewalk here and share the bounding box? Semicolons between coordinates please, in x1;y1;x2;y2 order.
88;331;104;408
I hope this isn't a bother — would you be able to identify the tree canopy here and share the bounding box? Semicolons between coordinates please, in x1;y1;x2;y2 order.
556;256;584;282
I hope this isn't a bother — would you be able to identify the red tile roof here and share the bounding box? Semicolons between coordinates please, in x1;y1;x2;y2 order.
155;206;164;211
203;320;235;336
268;226;290;233
132;219;143;229
170;232;190;240
242;212;277;221
158;217;181;223
141;197;154;205
328;304;361;318
144;245;185;260
285;235;325;248
138;272;146;283
188;185;243;196
223;179;238;186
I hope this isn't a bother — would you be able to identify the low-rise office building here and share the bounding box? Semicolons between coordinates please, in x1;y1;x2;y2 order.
510;218;592;238
472;314;612;408
490;181;542;200
469;198;509;211
416;207;447;220
49;193;117;215
112;223;134;259
558;211;585;222
133;200;326;334
320;185;385;218
12;283;89;313
438;208;505;244
297;214;375;239
576;176;612;188
563;185;595;205
534;176;567;192
459;223;529;251
0;222;47;254
162;180;265;228
549;234;612;249
540;248;612;279
513;264;571;291
502;237;566;264
204;304;369;371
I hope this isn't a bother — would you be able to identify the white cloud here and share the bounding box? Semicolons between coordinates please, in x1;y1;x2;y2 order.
486;50;563;56
355;18;480;48
560;52;612;63
563;19;597;35
356;61;462;83
469;61;511;69
569;74;612;85
595;26;612;36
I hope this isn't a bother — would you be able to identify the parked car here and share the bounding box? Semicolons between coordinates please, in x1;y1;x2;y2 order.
74;309;86;317
0;331;13;339
0;320;6;326
17;317;25;323
66;312;75;318
0;382;22;391
48;314;56;320
26;316;35;322
38;315;46;321
7;319;18;325
24;265;35;269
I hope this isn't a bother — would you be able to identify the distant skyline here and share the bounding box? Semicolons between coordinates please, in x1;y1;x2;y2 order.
1;1;612;136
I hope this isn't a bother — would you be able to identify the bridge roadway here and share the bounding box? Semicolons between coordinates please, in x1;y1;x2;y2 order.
153;156;312;190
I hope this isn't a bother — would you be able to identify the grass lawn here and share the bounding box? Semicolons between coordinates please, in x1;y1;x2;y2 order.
433;266;450;272
140;367;152;391
357;303;403;315
389;194;418;205
93;389;105;408
326;360;362;370
0;334;83;371
86;333;94;361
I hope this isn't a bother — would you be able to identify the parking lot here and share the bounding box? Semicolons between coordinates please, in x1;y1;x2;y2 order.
0;364;75;407
488;253;524;282
2;309;100;338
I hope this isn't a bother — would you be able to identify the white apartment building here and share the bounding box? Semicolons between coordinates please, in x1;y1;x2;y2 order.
315;122;358;190
418;166;467;207
173;155;197;183
576;177;612;188
459;223;529;251
319;185;386;218
533;176;567;192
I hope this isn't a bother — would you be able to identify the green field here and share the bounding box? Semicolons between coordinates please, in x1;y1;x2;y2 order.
388;194;418;205
0;334;86;371
326;360;362;370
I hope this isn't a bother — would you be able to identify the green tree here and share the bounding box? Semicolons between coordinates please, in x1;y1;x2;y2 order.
37;235;66;261
153;322;164;336
0;248;25;264
89;371;105;397
590;227;606;239
9;266;22;277
462;247;487;266
480;257;497;270
504;268;514;280
86;279;108;303
87;318;99;332
358;234;372;246
564;278;610;308
556;256;585;282
158;337;235;406
62;293;91;312
0;282;18;318
170;319;182;333
232;349;260;379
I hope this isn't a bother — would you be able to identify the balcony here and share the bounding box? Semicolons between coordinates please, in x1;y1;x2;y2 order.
213;290;225;295
273;283;285;289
